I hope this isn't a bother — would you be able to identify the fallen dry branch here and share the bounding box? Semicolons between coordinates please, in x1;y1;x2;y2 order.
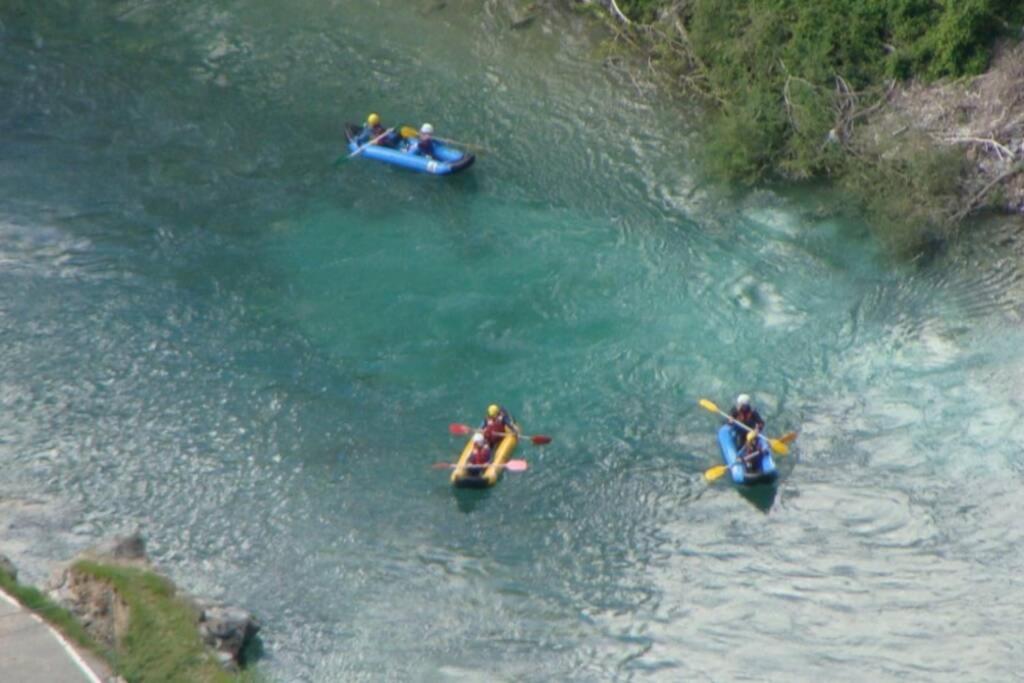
952;161;1024;222
944;136;1016;161
608;0;632;25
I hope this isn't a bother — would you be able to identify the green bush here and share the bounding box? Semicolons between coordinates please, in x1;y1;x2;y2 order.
665;0;1024;181
607;0;1022;246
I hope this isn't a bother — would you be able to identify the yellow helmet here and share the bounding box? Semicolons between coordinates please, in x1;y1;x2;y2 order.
487;404;500;418
746;431;758;444
367;113;380;126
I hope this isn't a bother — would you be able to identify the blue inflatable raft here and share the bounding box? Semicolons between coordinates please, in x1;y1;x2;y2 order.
344;124;475;175
716;424;778;485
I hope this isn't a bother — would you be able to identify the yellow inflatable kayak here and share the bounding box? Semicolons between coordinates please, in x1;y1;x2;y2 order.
451;429;519;488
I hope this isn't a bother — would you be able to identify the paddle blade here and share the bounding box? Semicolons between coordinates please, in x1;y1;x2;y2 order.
768;439;790;456
448;423;472;435
704;465;730;482
504;460;528;472
530;435;552;445
400;126;418;138
779;431;798;445
698;398;721;414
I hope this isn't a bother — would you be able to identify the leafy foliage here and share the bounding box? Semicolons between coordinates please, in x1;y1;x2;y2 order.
620;0;1023;182
609;0;1021;250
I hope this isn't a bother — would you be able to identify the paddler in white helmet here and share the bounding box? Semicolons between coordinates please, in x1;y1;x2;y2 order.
468;432;492;471
729;393;765;449
409;122;437;160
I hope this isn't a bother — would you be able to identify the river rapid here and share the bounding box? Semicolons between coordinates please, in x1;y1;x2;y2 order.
2;1;1023;680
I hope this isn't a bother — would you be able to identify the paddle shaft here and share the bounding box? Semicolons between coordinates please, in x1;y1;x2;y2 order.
705;403;759;435
704;431;798;482
698;398;788;456
399;126;492;153
435;135;492;153
434;459;528;472
448;422;551;445
348;127;395;158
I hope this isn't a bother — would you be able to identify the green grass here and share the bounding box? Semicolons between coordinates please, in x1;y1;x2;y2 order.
71;561;265;683
0;562;108;659
2;560;264;683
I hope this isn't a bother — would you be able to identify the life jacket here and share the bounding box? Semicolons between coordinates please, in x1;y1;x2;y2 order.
414;137;436;157
469;443;491;467
483;417;505;445
730;407;764;431
742;441;768;472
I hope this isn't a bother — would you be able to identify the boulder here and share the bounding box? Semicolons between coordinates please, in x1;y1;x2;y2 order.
0;554;17;581
196;600;261;670
86;530;148;564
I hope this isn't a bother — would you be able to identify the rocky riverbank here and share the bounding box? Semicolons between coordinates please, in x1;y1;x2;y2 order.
2;533;260;682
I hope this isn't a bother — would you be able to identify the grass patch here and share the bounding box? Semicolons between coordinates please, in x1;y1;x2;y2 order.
0;562;108;659
70;561;264;683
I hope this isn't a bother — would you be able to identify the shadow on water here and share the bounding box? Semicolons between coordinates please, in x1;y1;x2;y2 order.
453;486;493;514
736;483;778;514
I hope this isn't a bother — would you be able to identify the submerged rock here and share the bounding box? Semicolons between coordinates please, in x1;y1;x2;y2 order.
87;530;148;563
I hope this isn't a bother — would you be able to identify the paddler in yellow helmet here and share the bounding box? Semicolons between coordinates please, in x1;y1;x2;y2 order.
480;403;515;447
357;112;398;147
739;429;769;473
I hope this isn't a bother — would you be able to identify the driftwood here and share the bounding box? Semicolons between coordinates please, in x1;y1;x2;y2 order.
944;136;1016;161
952;161;1024;223
608;0;631;25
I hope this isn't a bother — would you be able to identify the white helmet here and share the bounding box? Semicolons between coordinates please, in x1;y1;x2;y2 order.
420;123;434;135
736;394;751;409
472;433;486;446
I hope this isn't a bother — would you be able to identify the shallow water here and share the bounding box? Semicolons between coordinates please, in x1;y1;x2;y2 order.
2;1;1023;680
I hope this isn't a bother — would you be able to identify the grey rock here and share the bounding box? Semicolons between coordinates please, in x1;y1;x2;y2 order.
198;603;261;669
0;554;17;581
90;531;147;562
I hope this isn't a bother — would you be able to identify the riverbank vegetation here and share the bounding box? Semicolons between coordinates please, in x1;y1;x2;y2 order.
1;558;261;683
581;0;1024;254
71;561;263;683
0;561;106;659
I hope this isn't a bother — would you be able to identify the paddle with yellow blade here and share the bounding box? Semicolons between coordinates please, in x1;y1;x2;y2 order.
334;127;396;166
399;126;493;154
698;398;796;482
702;431;798;482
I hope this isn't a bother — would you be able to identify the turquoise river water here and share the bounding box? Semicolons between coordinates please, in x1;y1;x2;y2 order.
2;1;1024;681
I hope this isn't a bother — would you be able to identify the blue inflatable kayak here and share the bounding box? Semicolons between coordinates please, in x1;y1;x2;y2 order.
716;424;778;485
344;124;475;175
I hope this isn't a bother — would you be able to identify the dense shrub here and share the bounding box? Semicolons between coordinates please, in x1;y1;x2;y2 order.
617;0;1023;182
